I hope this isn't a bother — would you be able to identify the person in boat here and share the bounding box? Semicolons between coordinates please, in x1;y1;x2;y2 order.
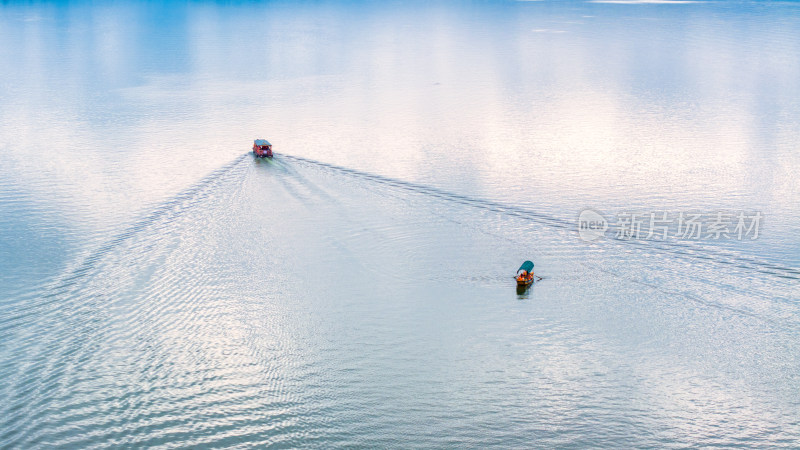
516;261;537;284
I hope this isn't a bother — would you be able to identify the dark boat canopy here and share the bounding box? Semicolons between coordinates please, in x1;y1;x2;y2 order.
254;139;271;147
518;260;534;273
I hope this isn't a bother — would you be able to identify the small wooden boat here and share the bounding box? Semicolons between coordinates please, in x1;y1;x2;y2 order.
253;139;273;158
516;260;535;286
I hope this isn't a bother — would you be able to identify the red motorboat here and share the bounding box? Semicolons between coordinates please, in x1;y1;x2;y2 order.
253;139;273;158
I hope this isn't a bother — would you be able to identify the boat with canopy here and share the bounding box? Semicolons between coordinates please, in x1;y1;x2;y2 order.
516;260;535;286
253;139;273;158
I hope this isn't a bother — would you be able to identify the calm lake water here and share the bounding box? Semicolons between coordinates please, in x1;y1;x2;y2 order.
2;0;799;447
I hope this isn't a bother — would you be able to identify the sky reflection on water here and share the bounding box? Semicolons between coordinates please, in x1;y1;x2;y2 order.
1;0;799;447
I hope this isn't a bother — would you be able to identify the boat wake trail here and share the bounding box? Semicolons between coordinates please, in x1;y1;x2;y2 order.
1;152;797;448
0;154;250;335
282;154;800;282
0;154;254;448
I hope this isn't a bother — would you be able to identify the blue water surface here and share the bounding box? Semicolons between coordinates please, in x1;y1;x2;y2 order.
1;0;799;447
